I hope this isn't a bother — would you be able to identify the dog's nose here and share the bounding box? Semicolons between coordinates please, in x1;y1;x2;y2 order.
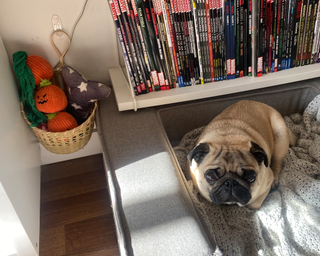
224;179;238;188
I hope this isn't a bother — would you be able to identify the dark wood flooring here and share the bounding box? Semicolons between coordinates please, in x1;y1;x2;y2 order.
40;154;120;256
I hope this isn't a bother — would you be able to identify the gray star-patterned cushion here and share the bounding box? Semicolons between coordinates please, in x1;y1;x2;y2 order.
62;66;111;124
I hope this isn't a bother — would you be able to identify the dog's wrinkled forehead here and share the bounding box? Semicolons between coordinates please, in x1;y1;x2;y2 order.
208;144;254;167
188;141;267;169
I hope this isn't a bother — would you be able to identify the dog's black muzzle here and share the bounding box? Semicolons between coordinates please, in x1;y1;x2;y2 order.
210;179;252;206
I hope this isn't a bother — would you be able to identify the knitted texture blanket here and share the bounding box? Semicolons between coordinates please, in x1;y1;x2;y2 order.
174;96;320;256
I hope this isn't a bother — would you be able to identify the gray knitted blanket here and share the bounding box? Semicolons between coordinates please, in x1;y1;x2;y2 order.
174;96;320;256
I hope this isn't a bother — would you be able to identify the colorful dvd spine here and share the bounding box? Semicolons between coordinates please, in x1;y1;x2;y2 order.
287;0;297;68
271;0;276;72
281;0;291;69
244;4;248;76
278;0;285;70
240;0;245;76
157;0;175;87
119;0;147;92
296;0;308;66
178;0;192;85
291;0;302;67
170;0;185;86
215;0;220;81
187;0;199;84
301;0;311;65
109;0;138;94
166;0;180;82
265;0;271;73
236;0;240;77
183;0;196;85
131;0;154;91
274;0;281;72
257;0;265;77
247;0;252;76
143;0;168;89
151;0;171;88
172;0;189;86
136;0;161;90
311;0;320;63
281;0;288;70
302;0;316;65
157;0;176;88
307;0;318;65
218;0;226;80
215;0;221;80
230;0;236;78
275;0;281;71
193;0;205;83
128;0;153;91
206;0;215;81
225;0;231;78
115;0;142;93
202;0;211;82
284;0;290;69
211;0;217;81
264;0;268;73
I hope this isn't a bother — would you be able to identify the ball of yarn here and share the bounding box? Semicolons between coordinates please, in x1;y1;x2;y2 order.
34;80;68;113
26;55;54;86
37;122;48;131
47;112;78;132
13;51;47;127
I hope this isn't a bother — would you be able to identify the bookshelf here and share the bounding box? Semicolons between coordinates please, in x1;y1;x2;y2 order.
109;0;320;112
110;63;320;111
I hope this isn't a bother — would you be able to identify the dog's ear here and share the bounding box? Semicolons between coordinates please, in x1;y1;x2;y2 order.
250;142;269;167
188;142;210;165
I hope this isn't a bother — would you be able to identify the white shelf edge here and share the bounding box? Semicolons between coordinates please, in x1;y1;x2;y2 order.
110;64;320;111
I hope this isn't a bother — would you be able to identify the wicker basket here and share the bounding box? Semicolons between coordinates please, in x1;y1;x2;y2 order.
21;101;97;154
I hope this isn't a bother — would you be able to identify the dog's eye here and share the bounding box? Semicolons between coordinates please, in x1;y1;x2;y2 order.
194;152;206;163
243;170;256;183
205;169;220;184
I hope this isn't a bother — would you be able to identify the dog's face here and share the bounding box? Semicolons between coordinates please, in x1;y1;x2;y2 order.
188;141;272;208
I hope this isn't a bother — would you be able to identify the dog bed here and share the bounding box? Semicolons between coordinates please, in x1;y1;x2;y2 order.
97;78;320;255
173;95;320;255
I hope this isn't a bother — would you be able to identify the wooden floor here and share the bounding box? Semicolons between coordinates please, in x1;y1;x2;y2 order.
40;154;120;256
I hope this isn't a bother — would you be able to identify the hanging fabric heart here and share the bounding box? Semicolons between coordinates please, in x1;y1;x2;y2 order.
51;29;71;96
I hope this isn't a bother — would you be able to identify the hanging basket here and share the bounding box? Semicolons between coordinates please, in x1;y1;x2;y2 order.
20;101;97;154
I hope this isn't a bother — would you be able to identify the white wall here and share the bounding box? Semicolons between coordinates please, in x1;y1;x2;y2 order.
0;183;38;256
0;36;39;255
0;2;121;254
0;0;120;86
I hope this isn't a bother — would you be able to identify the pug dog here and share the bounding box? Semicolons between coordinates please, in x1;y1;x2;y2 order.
187;100;297;209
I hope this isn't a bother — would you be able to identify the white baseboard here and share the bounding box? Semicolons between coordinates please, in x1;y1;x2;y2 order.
40;131;102;165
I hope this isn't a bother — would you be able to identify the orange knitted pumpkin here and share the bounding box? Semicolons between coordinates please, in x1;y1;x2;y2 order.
26;55;54;86
47;112;78;132
34;81;67;113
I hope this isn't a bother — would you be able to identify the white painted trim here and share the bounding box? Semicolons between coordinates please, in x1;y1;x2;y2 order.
0;183;38;256
0;35;40;256
110;64;320;111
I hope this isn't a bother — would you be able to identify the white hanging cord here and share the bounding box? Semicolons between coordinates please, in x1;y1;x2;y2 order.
52;0;89;67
